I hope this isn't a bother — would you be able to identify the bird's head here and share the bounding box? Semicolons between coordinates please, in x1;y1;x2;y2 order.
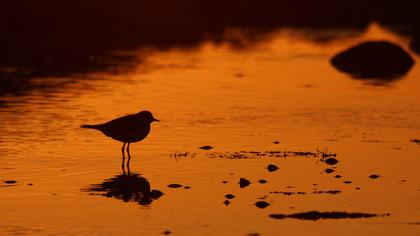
137;110;159;123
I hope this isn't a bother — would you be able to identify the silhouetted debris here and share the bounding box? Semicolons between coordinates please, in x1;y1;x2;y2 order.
3;180;17;184
369;174;380;179
247;233;260;236
204;148;336;159
335;175;342;179
258;179;267;184
224;200;231;206
168;152;197;158
273;141;280;144
343;181;352;184
150;190;164;199
225;194;235;199
331;41;415;81
325;168;334;174
167;184;183;188
163;230;171;235
269;211;389;220
324;158;339;165
267;164;279;172
199;145;213;150
410;139;420;145
222;181;228;184
270;191;307;195
255;201;270;209
184;186;191;189
239;178;251;188
355;187;361;190
28;183;33;186
313;190;341;194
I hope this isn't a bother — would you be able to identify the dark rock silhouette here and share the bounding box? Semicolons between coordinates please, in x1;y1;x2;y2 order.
239;178;251;188
324;158;339;165
199;145;213;150
369;174;380;179
167;184;183;188
83;172;163;205
225;194;235;199
267;164;279;172
331;41;415;82
255;201;270;209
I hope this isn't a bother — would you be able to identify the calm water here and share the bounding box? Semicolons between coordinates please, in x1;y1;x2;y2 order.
1;24;419;235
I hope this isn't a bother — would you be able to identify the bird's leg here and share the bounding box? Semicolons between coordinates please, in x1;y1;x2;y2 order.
121;142;126;175
126;143;131;175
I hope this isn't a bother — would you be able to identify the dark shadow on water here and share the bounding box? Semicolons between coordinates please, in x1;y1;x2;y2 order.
82;171;164;205
1;0;420;97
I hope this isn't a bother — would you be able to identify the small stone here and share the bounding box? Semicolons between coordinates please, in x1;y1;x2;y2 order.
184;186;191;189
163;230;171;235
199;145;213;150
343;181;352;184
255;201;270;209
4;180;17;184
239;178;251;188
258;179;267;184
267;164;279;172
369;174;380;179
167;184;183;188
273;141;280;144
222;180;228;184
324;158;339;165
335;175;342;179
325;168;334;174
225;194;235;199
224;200;230;205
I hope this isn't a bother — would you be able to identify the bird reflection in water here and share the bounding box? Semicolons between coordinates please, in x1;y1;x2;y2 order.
83;166;164;205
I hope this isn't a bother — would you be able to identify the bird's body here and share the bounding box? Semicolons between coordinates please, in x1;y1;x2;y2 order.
81;111;159;173
82;114;152;143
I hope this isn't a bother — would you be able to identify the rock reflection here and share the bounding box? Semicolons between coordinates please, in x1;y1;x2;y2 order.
83;172;163;205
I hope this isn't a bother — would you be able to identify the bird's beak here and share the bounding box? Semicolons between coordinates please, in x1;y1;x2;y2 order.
153;118;160;122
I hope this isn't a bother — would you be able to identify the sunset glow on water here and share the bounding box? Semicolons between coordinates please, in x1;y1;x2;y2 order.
1;10;420;236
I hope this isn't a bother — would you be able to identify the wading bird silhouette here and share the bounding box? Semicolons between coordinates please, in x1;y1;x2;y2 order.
81;111;159;171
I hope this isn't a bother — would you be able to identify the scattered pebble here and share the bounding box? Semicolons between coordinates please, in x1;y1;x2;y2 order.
225;194;235;199
222;181;228;184
325;168;334;174
343;181;352;184
355;187;361;190
258;179;267;184
163;230;171;235
167;184;183;188
255;201;270;209
273;141;280;144
184;186;191;189
369;174;380;179
335;175;342;179
199;145;213;150
325;158;339;165
3;180;17;184
224;200;230;206
239;178;251;188
267;164;279;172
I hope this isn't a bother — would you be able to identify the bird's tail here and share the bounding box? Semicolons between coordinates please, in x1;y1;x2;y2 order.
80;124;102;130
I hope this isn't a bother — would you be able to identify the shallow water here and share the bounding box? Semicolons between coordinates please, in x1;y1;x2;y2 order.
1;24;420;235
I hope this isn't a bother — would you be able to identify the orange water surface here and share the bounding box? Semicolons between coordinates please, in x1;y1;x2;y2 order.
0;24;419;235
